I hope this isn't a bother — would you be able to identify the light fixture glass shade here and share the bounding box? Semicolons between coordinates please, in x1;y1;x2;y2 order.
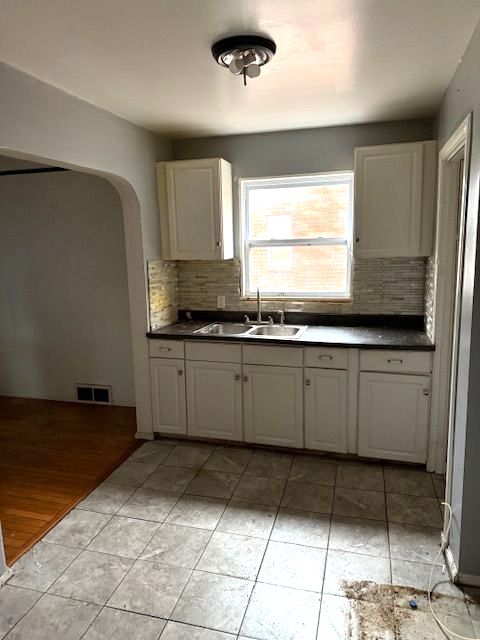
246;64;261;78
229;58;243;75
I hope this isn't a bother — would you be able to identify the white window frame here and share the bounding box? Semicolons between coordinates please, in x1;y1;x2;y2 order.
240;171;354;299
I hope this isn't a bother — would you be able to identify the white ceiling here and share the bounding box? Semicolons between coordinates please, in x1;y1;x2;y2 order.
1;0;479;137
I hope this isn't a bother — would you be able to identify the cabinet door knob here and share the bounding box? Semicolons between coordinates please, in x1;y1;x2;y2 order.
235;374;240;381
243;375;248;382
423;389;430;396
216;241;222;247
305;379;311;386
178;369;183;376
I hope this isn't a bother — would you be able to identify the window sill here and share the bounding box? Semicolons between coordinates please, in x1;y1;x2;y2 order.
241;295;353;303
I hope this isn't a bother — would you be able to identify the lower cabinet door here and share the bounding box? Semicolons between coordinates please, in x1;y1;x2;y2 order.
186;360;243;441
243;364;303;448
304;368;348;453
358;371;430;463
150;358;187;434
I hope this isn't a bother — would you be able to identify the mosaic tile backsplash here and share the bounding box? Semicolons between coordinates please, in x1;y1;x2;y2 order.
148;256;427;329
147;260;178;330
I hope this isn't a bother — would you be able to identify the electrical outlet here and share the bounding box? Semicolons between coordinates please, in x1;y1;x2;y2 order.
217;295;226;309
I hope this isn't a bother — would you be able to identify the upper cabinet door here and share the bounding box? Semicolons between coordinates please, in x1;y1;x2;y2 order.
354;141;436;258
157;158;233;260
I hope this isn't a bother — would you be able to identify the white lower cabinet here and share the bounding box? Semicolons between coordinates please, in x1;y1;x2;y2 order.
304;368;348;453
243;364;303;448
150;358;187;435
186;360;242;441
358;371;430;463
148;339;432;464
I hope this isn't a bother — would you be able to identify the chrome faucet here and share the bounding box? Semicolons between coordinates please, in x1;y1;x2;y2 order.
278;310;285;326
244;288;273;325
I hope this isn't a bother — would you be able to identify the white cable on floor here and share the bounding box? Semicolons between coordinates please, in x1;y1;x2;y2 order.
428;501;480;639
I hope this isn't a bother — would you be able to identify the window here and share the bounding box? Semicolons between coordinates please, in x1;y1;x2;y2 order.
240;172;354;299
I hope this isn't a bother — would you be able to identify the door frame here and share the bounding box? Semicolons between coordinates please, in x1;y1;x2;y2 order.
428;114;472;475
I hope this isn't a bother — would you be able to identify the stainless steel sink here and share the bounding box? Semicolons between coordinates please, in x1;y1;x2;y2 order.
194;322;307;339
248;325;307;339
194;322;250;336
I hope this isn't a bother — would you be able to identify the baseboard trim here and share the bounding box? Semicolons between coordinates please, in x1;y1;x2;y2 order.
135;431;154;440
0;567;13;587
444;544;459;582
457;572;480;587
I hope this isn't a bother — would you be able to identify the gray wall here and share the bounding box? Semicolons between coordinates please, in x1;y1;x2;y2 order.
0;170;134;405
0;61;172;433
435;22;480;578
173;118;433;254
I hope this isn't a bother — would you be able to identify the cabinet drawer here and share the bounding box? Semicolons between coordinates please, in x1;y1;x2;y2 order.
149;340;184;359
185;341;242;363
242;344;303;367
360;350;432;374
304;347;348;370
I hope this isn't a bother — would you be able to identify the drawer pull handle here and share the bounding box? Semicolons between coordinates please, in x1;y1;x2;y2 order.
243;375;248;382
159;347;172;352
235;374;240;381
319;355;333;361
178;369;183;376
387;359;403;364
305;379;311;386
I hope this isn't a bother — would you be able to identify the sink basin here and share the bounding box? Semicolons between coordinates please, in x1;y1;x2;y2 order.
194;322;250;336
248;325;307;339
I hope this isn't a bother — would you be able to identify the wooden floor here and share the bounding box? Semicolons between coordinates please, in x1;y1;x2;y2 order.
0;396;141;565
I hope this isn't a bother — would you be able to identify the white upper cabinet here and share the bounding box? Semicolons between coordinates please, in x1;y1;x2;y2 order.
354;141;436;258
157;158;233;260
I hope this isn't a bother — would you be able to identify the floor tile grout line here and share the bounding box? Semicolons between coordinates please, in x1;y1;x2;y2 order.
166;454;254;633
383;463;397;637
39;511;116;596
157;443;247;627
234;454;292;638
316;467;336;638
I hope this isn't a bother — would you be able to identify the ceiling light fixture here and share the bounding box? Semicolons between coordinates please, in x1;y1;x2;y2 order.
211;35;276;86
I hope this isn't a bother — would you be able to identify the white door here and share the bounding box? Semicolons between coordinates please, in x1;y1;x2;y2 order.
186;360;242;441
358;372;430;463
166;159;221;260
150;358;187;435
304;368;348;453
243;364;303;448
354;142;424;258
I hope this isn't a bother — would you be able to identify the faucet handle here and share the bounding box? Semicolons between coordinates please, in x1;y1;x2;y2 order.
244;314;250;325
277;310;285;325
267;315;274;325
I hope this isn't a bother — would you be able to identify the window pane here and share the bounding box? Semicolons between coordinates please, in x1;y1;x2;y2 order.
247;245;349;295
248;182;350;240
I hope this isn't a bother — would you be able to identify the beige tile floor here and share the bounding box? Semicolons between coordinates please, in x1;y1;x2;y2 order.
1;440;479;640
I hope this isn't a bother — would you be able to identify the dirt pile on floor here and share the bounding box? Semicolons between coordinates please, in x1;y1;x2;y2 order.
339;579;458;639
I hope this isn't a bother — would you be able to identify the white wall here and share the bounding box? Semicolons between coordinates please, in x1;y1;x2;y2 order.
0;61;173;435
435;21;480;579
0;169;135;405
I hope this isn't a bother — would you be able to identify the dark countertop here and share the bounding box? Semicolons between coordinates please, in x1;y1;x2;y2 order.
147;321;434;351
